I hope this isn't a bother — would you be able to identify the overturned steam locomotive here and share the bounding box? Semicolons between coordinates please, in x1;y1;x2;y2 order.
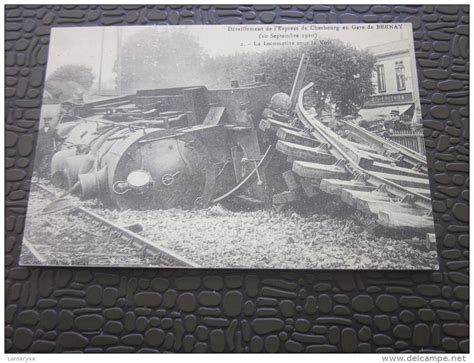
43;76;289;210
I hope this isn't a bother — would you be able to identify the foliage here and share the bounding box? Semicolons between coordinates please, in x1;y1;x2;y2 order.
44;80;86;103
304;40;376;116
117;32;376;115
208;41;376;116
47;64;95;90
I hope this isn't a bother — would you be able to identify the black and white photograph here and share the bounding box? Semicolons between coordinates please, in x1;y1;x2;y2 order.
20;23;438;269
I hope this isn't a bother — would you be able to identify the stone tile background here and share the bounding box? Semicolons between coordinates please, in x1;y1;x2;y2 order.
4;5;469;353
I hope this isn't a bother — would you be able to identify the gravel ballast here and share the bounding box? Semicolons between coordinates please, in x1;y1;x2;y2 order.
96;205;438;270
22;182;439;270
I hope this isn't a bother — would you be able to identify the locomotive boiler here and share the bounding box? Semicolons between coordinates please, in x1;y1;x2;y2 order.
43;77;283;210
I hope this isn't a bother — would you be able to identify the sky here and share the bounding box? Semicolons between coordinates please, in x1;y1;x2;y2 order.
47;23;414;88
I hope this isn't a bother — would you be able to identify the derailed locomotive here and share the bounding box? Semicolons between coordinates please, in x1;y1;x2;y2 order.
43;77;286;210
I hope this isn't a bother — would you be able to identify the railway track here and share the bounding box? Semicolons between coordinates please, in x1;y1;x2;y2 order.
22;181;199;267
261;83;436;236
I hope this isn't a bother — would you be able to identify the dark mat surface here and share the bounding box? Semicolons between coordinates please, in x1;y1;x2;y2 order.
5;5;469;353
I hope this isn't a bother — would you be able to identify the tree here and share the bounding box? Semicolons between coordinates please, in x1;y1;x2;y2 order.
47;64;95;90
304;40;376;116
115;30;375;116
208;41;376;116
117;29;212;93
44;80;86;103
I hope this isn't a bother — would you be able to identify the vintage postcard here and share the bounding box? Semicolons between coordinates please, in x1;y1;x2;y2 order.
20;23;438;269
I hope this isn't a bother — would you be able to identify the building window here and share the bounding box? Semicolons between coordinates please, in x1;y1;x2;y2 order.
376;64;386;93
395;61;406;91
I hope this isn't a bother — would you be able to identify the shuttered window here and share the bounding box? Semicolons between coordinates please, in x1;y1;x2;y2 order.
376;64;386;93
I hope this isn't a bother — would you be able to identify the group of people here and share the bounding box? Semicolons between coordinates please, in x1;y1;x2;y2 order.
327;109;414;140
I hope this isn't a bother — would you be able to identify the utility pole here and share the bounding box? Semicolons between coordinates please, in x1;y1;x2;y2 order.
116;27;122;96
98;28;105;95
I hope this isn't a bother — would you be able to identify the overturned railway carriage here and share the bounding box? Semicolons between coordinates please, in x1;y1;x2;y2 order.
48;79;279;210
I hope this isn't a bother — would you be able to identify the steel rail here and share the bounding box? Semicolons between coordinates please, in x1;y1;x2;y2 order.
32;182;200;268
296;83;432;211
338;119;427;170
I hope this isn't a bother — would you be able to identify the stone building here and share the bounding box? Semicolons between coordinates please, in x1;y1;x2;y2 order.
358;39;422;126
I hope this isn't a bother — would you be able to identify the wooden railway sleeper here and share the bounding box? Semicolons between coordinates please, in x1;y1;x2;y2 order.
296;83;432;211
81;229;103;238
123;235;134;247
103;226;114;246
400;194;416;205
136;245;147;256
31;181;200;267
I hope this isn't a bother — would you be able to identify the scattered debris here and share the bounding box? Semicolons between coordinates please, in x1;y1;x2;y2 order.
206;204;229;217
22;180;439;269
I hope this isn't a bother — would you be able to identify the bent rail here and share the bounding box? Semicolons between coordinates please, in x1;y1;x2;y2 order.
339;119;427;171
296;83;432;211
